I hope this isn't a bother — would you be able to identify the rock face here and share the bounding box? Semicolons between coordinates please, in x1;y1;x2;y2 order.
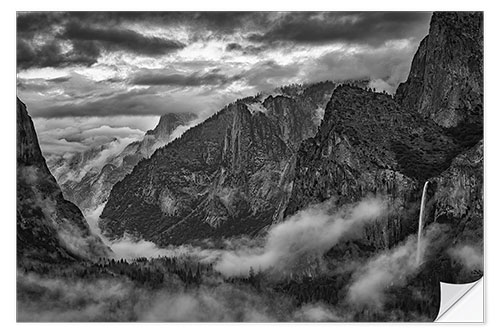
17;98;110;263
285;85;461;249
428;140;483;275
48;113;195;212
395;12;483;129
100;81;339;244
285;12;483;278
145;112;194;140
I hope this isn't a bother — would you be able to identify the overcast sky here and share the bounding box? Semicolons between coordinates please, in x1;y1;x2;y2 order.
16;11;432;156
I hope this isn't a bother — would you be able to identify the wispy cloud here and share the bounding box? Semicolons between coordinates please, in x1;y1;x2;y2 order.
215;196;387;277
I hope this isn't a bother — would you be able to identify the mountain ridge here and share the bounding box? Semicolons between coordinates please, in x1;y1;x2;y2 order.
100;81;342;244
98;13;482;253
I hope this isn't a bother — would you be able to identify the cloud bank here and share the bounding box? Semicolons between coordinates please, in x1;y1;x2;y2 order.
18;270;342;322
215;197;387;277
17;11;431;157
347;235;422;308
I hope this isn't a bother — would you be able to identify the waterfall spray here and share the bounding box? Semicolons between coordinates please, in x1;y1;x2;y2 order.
416;181;429;265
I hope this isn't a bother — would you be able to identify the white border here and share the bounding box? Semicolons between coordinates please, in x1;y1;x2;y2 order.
2;1;499;332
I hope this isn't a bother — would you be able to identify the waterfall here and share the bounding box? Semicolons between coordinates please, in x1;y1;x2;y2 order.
416;181;429;265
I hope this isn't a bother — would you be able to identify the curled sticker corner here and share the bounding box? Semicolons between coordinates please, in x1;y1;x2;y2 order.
435;277;484;322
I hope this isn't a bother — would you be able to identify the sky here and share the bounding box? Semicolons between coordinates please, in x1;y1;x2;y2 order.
16;11;432;156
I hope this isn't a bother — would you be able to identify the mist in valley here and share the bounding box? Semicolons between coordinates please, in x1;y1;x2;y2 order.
17;195;462;322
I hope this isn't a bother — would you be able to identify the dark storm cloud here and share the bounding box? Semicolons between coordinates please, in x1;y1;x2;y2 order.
17;11;432;122
225;43;267;54
180;12;265;32
62;12;426;46
242;60;301;91
67;12;264;34
130;60;298;92
17;73;129;106
16;11;260;43
61;21;185;55
16;11;431;71
47;76;72;83
16;12;186;70
17;79;49;92
17;76;74;92
249;12;431;46
17;12;65;37
225;43;243;51
28;87;214;118
17;39;99;70
130;70;241;87
70;40;101;62
305;43;420;92
32;90;172;117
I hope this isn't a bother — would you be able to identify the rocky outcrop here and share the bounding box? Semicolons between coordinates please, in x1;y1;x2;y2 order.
409;140;484;288
285;85;461;249
285;12;483;271
429;140;483;247
100;82;338;244
17;98;110;263
395;12;483;129
145;112;194;140
262;81;338;149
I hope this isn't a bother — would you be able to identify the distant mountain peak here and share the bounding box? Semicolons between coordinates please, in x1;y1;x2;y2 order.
146;112;197;139
47;111;197;214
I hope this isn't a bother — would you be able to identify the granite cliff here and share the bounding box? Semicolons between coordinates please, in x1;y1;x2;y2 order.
395;12;483;129
17;98;110;263
285;12;483;285
100;81;340;244
101;12;483;265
